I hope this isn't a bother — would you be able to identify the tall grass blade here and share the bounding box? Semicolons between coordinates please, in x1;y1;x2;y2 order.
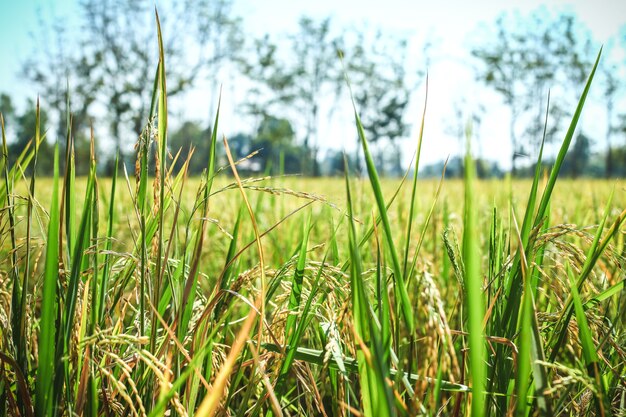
153;8;168;335
284;211;311;342
17;99;41;376
462;126;485;416
345;74;414;334
505;50;601;338
35;145;59;417
1;114;20;378
534;49;601;226
98;151;118;324
63;85;76;261
403;75;427;277
344;156;395;417
511;212;552;416
178;95;220;339
567;265;612;416
56;134;96;411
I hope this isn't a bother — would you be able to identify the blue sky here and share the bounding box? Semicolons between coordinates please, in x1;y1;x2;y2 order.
1;0;625;168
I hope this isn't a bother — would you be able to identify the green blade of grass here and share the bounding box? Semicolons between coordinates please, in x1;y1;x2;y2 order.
403;75;427;277
0;132;43;205
493;51;602;415
505;50;601;338
373;216;391;371
262;343;470;393
152;9;169;342
534;48;601;227
284;210;311;342
88;130;99;333
275;253;327;402
17;98;41;376
346;80;414;334
341;166;410;274
178;94;220;339
52;126;96;416
219;203;243;292
509;92;553;417
344;155;395;417
511;211;552;416
407;156;448;282
584;279;625;310
62;186;94;339
567;265;612;417
273;219;345;404
98;151;118;324
35;144;59;417
462;127;486;417
521;91;550;252
1;114;20;382
86;134;100;416
63;86;76;262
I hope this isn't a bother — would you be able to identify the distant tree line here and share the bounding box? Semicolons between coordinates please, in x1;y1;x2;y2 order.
1;1;625;178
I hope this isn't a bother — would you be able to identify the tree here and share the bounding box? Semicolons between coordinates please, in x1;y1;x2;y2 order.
607;26;626;178
1;93;88;175
252;115;301;174
3;98;55;175
472;8;595;174
239;35;296;127
23;0;242;173
346;31;415;176
601;63;619;178
20;14;98;174
247;18;345;176
562;132;591;177
0;94;16;121
289;17;344;176
609;139;626;177
241;18;344;176
194;0;244;132
445;97;485;175
226;133;254;168
169;120;210;175
321;149;360;176
168;116;301;177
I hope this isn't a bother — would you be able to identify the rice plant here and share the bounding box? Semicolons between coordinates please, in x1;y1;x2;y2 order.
0;11;624;417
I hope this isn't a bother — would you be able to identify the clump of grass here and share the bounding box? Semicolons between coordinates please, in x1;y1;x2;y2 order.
0;11;624;417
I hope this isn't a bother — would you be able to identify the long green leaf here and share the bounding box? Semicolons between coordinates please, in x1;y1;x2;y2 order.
462;128;485;417
349;95;414;334
534;48;601;227
35;145;59;417
98;151;118;324
284;211;311;341
568;265;612;417
344;156;395;417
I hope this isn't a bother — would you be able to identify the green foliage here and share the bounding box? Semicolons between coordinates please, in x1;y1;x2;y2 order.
346;33;417;176
241;17;344;176
461;128;486;416
561;132;591;177
169;121;211;174
472;7;596;174
23;0;242;172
